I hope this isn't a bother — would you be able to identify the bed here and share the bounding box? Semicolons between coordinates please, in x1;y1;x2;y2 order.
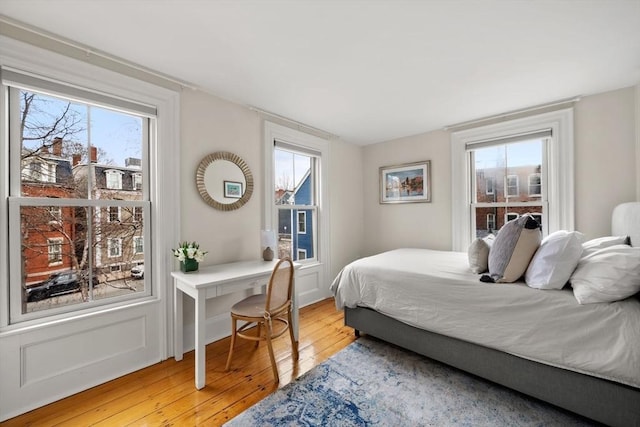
330;202;640;427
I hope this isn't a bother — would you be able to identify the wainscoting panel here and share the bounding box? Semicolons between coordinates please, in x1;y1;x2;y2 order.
0;300;163;422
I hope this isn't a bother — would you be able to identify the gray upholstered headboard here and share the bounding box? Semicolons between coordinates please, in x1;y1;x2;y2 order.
611;202;640;247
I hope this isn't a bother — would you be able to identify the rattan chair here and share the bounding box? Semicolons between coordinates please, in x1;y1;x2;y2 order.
225;257;298;382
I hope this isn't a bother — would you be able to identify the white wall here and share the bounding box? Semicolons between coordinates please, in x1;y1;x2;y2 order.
178;90;364;347
362;86;638;252
574;86;637;239
362;130;452;255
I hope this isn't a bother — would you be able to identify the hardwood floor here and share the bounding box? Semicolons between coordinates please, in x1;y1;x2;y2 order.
1;298;355;427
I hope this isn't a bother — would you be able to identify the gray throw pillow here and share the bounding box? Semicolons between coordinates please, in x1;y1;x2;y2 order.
482;214;542;283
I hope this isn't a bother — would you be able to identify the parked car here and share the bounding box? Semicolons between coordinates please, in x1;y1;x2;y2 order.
131;264;144;279
26;271;99;302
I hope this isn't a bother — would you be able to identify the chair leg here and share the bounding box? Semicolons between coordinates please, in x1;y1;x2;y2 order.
265;319;279;383
288;309;299;360
255;322;262;348
225;317;237;371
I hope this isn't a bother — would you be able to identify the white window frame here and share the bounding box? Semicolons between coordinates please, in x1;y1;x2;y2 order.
297;249;307;260
48;206;62;222
107;238;122;258
297;211;307;234
486;213;495;231
263;121;330;269
133;236;144;254
505;175;519;197
47;237;63;264
1;37;180;329
528;173;542;197
451;109;574;251
132;173;143;191
105;170;124;190
485;177;495;195
108;206;121;222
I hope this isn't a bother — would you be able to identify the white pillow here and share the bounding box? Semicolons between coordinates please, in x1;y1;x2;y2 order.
581;235;630;258
468;235;495;274
525;230;584;290
570;245;640;304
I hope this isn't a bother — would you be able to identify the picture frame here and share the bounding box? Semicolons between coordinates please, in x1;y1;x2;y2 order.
223;180;243;199
380;160;431;204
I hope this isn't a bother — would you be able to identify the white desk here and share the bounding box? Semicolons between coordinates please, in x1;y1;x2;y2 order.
172;259;299;389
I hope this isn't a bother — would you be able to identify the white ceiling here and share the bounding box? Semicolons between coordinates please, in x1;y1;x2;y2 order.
1;0;639;145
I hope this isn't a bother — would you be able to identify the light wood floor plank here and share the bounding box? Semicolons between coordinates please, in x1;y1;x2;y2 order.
0;298;353;427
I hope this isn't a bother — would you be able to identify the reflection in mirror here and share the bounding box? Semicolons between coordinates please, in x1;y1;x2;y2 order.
196;152;253;211
204;159;246;204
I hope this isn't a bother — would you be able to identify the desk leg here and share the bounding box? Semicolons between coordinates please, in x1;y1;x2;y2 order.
292;276;299;358
195;288;206;389
174;279;183;361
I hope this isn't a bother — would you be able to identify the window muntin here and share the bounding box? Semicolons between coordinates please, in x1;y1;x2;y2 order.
7;83;151;322
274;147;317;262
471;138;545;238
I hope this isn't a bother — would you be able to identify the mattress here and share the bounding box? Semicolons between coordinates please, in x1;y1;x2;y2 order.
330;248;640;388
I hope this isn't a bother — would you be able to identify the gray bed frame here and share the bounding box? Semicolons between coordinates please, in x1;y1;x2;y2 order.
343;203;640;427
345;306;639;426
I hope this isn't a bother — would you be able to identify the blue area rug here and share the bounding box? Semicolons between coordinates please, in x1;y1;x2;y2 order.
225;336;596;426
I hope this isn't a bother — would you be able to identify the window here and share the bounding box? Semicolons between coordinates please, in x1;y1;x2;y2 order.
505;175;519;197
451;109;574;251
486;213;495;231
273;147;317;261
297;211;307;234
297;249;307;260
48;206;62;222
47;238;63;264
529;173;541;196
108;206;120;222
485;177;495;195
506;213;519;222
4;67;154;322
132;173;142;191
134;206;143;222
108;238;122;258
105;170;124;190
133;236;144;254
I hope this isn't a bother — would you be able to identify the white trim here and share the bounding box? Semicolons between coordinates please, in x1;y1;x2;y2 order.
0;35;180;420
263;121;331;304
451;108;574;251
297;211;307;234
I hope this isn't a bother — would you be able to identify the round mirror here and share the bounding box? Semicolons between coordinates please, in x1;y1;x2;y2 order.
196;151;254;211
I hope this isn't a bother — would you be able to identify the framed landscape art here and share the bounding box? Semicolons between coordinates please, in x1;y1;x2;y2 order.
379;160;431;204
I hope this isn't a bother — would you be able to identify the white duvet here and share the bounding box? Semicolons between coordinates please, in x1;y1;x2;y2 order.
330;248;640;388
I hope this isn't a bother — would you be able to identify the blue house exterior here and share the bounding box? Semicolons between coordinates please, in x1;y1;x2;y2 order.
277;170;313;260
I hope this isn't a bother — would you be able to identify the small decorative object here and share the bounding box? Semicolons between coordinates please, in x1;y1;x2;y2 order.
261;230;277;261
173;241;207;272
380;160;431;204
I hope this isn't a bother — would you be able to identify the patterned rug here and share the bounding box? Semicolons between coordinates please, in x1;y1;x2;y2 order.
225;336;596;426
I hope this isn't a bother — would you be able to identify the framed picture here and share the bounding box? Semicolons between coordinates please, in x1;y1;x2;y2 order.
223;180;243;199
380;160;431;204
